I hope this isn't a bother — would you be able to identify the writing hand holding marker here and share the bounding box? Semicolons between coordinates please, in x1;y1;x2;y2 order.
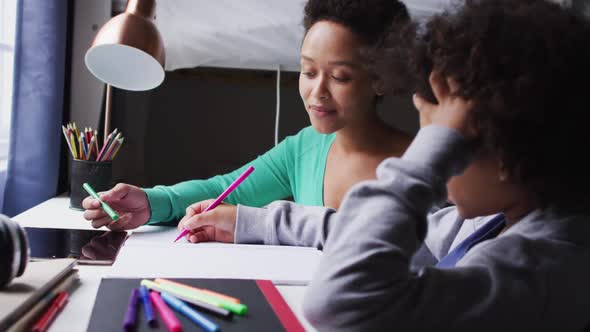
82;183;151;231
178;200;238;243
174;166;254;243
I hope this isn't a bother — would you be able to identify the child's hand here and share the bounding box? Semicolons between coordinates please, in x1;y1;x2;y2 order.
412;70;477;139
178;200;237;243
82;183;151;231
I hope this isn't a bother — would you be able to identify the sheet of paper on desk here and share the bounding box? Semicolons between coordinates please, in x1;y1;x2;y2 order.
111;228;322;285
126;225;187;244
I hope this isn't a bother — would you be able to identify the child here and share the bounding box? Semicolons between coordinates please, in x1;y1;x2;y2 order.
300;0;590;330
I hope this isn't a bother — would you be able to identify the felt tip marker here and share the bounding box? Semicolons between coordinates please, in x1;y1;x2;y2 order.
150;291;182;332
122;288;139;331
139;285;156;326
161;292;219;332
82;182;119;221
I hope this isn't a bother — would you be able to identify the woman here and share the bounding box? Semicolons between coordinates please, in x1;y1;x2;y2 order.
83;0;414;232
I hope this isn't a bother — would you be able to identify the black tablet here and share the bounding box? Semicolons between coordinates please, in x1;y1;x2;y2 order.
23;227;128;265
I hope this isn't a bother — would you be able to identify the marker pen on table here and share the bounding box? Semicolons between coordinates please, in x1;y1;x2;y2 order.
161;292;220;332
122;288;139;331
155;278;240;304
150;291;182;332
139;285;156;326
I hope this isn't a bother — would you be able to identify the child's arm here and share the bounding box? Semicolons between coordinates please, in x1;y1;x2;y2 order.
233;191;461;253
235;201;337;248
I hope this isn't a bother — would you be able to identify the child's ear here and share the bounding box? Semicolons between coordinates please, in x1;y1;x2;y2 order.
373;79;385;96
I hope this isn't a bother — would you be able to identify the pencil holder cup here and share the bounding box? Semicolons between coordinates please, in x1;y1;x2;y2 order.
69;160;113;210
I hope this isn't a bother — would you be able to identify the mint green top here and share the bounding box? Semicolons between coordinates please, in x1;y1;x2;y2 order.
144;126;336;224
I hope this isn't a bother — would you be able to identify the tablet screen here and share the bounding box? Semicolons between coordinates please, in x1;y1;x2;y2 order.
24;227;128;265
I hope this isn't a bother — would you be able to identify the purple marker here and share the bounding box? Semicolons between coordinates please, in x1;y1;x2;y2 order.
123;288;139;331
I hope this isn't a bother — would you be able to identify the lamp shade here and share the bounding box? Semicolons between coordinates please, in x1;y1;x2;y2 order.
85;0;165;91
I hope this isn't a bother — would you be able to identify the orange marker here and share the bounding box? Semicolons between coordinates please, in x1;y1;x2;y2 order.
155;278;241;304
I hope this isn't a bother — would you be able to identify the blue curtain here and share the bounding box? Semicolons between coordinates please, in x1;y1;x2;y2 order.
1;0;68;216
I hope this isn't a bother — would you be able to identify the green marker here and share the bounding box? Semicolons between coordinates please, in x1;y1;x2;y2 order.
82;182;119;221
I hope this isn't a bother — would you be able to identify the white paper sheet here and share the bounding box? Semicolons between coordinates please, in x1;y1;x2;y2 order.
111;227;322;285
126;225;181;244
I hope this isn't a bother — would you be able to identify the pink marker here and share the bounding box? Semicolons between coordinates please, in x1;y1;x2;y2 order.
174;166;255;242
149;291;182;332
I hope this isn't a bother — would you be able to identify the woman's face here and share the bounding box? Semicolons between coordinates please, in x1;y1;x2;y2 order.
299;21;380;134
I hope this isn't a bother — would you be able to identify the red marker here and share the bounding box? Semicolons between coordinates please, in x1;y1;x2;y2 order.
33;291;69;332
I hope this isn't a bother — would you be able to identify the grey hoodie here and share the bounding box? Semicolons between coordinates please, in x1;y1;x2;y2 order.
235;125;590;331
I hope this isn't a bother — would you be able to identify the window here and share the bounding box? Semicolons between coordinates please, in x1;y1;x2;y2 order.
0;0;17;170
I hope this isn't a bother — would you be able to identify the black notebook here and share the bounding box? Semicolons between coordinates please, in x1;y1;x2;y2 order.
87;278;305;332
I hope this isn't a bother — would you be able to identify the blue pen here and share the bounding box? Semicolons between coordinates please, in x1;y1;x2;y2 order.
139;286;156;326
161;292;220;332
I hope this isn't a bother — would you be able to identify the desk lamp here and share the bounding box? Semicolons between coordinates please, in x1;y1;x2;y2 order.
84;0;165;141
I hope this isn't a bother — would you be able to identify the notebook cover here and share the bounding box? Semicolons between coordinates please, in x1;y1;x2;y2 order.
0;258;76;331
87;278;304;332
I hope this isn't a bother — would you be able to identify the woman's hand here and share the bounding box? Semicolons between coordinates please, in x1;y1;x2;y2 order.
82;183;151;231
413;71;477;139
178;200;237;243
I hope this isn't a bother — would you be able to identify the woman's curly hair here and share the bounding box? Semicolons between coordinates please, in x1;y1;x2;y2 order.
303;0;414;95
408;0;590;212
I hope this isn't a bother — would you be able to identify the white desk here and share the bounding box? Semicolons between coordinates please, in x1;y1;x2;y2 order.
13;196;315;331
